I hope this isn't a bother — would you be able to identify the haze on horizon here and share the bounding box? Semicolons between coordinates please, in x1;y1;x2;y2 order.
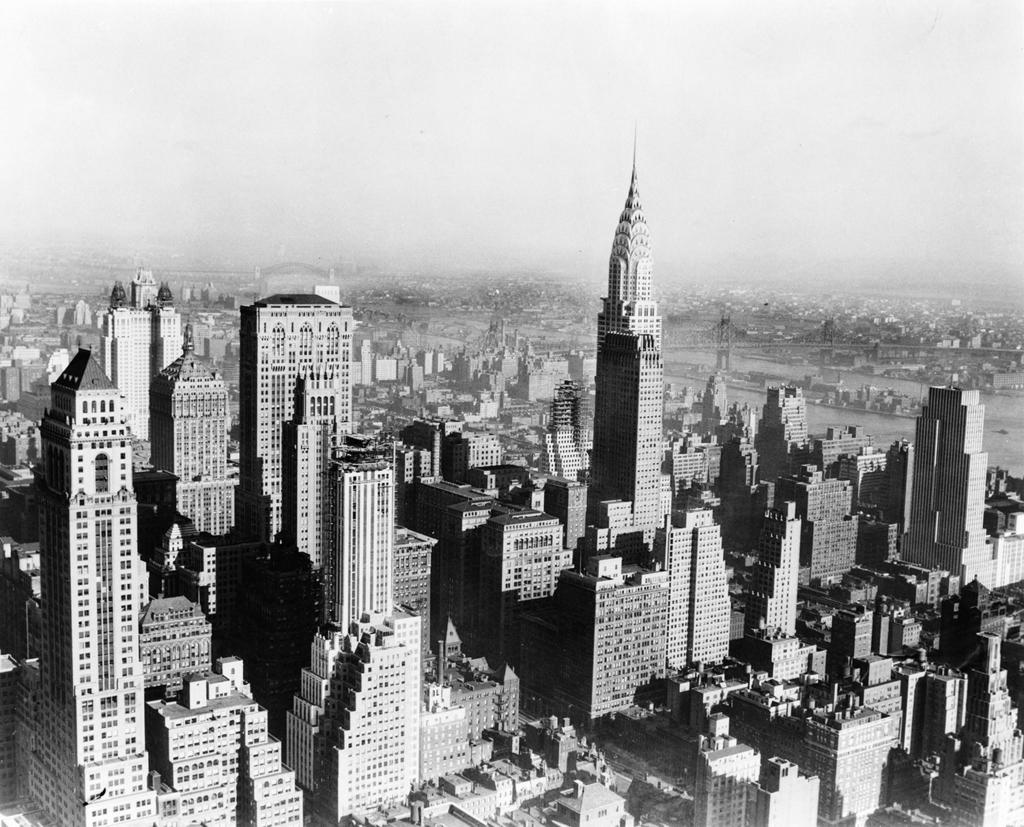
0;0;1021;288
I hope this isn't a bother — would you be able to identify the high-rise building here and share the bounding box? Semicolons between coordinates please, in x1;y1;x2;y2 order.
749;757;820;827
693;726;761;827
100;269;182;440
653;509;731;670
719;437;770;553
237;294;353;541
326;435;394;629
30;349;158;825
0;652;18;804
937;633;1024;825
478;510;572;667
542;476;588;554
543;379;591;482
755;386;808;484
146;657;303;826
286;628;347;796
519;555;669;721
828;605;873;677
885;439;914;534
809;425;872;478
231;544;321;738
281;370;346;569
701;372;728;434
441;430;503;484
149;324;235;535
903;387;991;584
315;612;421;823
419;681;471;783
800;706;897;826
393;526;435;661
139;595;211;694
745;502;801;637
775;465;856;586
589;158;664;533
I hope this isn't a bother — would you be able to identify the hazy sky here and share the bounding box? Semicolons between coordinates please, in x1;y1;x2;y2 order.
1;1;1021;284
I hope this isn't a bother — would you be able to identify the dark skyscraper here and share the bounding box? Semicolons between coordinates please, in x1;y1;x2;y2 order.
755;385;808;484
589;157;664;532
902;387;990;584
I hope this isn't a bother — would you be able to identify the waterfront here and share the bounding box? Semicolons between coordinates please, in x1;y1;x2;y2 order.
666;348;1024;473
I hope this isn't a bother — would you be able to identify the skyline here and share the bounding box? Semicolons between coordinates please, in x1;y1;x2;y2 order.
1;1;1021;287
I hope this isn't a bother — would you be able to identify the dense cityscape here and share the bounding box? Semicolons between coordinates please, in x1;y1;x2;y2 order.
0;152;1022;827
2;3;1023;827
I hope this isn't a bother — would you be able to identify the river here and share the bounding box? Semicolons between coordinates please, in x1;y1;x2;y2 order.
665;348;1024;474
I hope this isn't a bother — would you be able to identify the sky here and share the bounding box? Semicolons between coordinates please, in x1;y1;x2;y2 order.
0;0;1021;286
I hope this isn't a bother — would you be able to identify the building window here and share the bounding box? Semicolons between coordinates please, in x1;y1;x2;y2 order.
96;454;110;493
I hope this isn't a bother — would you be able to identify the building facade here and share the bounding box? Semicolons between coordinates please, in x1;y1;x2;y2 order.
326;435;394;629
237;294;353;541
281;370;347;569
139;595;212;693
654;508;731;669
100;269;183;441
745;502;801;637
316;612;421;823
30;349;158;826
589;159;664;533
150;324;235;535
903;386;991;584
543;379;591;482
146;657;303;826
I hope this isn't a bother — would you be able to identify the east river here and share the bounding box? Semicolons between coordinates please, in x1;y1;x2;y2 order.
665;348;1024;474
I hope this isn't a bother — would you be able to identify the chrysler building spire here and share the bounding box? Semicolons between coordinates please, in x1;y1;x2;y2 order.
598;147;661;350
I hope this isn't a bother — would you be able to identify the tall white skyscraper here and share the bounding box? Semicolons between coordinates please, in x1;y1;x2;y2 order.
654;508;731;669
589;155;665;532
100;269;183;441
30;349;157;826
315;612;421;823
326;434;395;628
237;293;354;540
903;386;991;584
745;502;802;637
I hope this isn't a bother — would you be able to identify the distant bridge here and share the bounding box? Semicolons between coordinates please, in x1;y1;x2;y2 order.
665;315;1020;370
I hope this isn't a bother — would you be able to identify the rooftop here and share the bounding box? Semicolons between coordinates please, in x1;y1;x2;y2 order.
253;293;339;306
52;349;114;393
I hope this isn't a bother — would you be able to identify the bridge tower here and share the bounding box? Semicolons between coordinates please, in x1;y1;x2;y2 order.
715;314;733;372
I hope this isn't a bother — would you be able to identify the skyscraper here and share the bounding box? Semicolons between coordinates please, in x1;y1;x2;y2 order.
100;268;183;440
775;465;856;586
325;434;395;629
281;369;346;569
30;349;157;826
477;510;572;667
150;324;236;535
315;612;421;823
237;293;353;541
755;385;808;484
654;508;731;670
589;156;665;532
701;372;728;434
543;379;591;482
519;555;669;721
745;502;801;637
937;634;1024;825
903;386;991;584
